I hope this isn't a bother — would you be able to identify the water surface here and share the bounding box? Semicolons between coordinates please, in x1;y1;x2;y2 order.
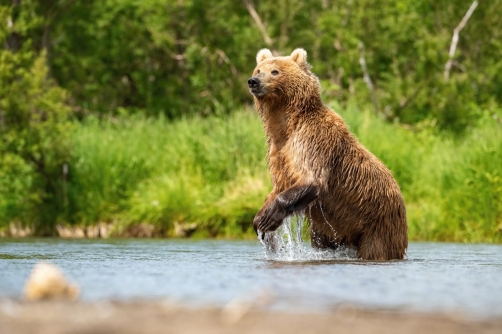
1;238;501;318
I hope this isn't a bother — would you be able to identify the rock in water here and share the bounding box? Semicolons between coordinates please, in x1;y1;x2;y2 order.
23;262;79;301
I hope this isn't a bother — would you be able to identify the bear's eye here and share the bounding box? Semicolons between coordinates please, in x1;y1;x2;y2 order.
257;69;260;74
271;70;279;75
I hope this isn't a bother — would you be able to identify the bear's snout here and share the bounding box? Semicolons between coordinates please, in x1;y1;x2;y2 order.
248;77;260;89
248;77;267;96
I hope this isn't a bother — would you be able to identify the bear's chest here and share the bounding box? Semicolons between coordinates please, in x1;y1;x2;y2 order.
267;134;310;192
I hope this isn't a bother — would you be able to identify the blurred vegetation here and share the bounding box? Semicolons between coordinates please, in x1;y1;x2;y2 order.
67;111;268;237
1;3;72;234
0;0;501;241
2;0;502;127
30;108;502;242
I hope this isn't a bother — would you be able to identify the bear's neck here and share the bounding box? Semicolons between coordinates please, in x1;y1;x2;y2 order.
255;94;323;148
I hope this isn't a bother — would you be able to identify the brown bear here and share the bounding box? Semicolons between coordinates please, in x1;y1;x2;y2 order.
248;48;408;260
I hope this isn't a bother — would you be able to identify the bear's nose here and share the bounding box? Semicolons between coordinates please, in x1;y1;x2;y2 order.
248;77;260;89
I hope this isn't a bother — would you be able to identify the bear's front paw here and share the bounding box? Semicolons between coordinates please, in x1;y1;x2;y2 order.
255;201;288;233
253;214;263;235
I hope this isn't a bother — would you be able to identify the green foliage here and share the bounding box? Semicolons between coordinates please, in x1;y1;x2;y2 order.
1;1;502;242
9;0;499;131
68;111;269;237
0;4;72;232
61;108;502;242
46;0;259;117
0;152;34;227
431;118;502;242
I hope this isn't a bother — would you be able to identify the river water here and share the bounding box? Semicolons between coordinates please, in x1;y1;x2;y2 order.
1;232;502;318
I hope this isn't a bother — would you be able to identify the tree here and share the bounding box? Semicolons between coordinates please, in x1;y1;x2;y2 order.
0;2;72;234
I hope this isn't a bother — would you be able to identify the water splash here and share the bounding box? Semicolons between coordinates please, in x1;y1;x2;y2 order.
258;215;358;262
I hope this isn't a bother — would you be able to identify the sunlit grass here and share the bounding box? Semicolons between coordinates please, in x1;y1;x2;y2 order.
68;110;269;237
65;106;502;242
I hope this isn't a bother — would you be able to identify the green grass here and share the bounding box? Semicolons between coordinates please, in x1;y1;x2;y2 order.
3;105;502;242
67;111;270;237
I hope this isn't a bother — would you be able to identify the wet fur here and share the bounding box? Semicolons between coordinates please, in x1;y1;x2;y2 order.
250;48;408;260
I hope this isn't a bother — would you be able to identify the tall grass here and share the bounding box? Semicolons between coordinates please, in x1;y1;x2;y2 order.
64;106;502;242
68;110;270;237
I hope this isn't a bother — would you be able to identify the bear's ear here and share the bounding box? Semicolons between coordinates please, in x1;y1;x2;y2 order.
290;48;307;66
290;48;312;72
256;49;273;64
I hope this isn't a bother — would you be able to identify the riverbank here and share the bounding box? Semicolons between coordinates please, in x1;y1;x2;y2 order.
0;221;201;239
1;300;501;334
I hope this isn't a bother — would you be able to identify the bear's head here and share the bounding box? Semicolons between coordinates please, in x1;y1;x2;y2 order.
248;48;319;102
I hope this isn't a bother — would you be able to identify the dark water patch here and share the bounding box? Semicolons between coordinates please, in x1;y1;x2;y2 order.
0;253;59;260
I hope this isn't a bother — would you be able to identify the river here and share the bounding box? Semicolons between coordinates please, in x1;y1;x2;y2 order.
1;236;502;318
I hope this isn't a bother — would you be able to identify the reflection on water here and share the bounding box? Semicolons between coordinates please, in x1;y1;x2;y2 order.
1;237;502;318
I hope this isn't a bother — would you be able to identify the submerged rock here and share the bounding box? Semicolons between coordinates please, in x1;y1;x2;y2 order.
23;262;79;301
